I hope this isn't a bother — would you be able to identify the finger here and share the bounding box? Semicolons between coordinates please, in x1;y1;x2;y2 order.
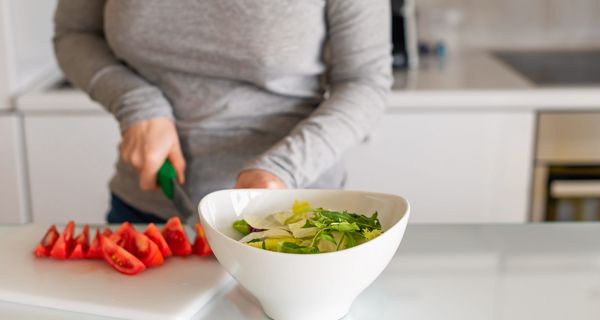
129;151;144;171
234;171;250;189
139;153;164;191
168;142;186;185
234;178;249;189
120;139;142;170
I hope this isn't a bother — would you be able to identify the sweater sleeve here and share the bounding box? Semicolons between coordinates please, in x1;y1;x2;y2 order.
53;0;174;131
243;0;393;188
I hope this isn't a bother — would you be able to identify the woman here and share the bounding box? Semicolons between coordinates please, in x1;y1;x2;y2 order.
53;0;392;223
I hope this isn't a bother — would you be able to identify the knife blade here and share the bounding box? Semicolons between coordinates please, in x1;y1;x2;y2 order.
157;160;197;223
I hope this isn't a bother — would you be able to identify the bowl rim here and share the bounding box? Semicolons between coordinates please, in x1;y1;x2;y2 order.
198;189;411;258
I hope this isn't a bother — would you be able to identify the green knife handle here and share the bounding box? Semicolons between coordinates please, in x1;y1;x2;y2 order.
157;160;177;200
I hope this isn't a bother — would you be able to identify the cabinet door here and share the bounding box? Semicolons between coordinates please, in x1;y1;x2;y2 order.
343;111;534;223
25;114;120;224
0;115;29;223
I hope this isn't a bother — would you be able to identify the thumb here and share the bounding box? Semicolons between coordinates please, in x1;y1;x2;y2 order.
168;142;186;185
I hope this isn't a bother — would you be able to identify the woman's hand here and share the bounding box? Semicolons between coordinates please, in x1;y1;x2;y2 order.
235;169;286;189
120;118;185;191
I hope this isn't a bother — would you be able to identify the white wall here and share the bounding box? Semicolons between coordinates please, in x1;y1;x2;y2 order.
8;0;57;93
0;0;57;100
0;0;14;108
417;0;600;50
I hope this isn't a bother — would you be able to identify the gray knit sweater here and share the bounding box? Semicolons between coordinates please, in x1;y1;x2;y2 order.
53;0;392;219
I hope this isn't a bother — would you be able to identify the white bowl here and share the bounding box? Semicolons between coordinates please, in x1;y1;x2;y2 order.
198;189;410;320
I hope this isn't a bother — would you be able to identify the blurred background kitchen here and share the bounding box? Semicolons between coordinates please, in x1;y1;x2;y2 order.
1;0;600;225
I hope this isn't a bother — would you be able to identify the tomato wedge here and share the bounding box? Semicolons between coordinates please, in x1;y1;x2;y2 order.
129;230;164;267
102;227;113;237
50;221;75;259
69;225;90;259
162;217;192;256
144;223;172;257
33;225;60;257
193;224;212;257
110;222;135;251
100;235;145;275
86;228;103;259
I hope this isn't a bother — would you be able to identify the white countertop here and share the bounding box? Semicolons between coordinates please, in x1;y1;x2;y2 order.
15;51;600;113
2;223;600;320
387;51;600;110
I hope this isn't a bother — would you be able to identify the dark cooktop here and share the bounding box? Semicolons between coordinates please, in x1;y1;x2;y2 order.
494;50;600;86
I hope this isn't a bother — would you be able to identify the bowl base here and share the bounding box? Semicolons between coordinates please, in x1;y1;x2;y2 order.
262;301;352;320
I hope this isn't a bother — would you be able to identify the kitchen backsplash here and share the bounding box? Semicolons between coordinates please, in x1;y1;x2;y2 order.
417;0;600;50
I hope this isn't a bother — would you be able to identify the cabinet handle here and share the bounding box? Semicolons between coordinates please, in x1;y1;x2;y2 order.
550;180;600;198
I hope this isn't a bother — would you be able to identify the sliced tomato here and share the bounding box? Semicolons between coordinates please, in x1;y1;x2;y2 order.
109;232;122;246
50;221;75;259
86;228;103;259
69;245;85;259
128;230;164;267
69;224;90;259
144;223;172;257
110;222;135;251
162;217;192;256
114;222;133;237
100;235;145;275
193;224;213;257
102;227;113;237
33;225;60;257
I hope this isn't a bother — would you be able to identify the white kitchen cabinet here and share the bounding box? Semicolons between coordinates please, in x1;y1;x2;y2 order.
24;113;120;224
344;111;535;223
0;114;29;223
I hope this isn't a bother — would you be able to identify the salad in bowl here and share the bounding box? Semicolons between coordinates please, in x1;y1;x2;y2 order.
233;200;383;254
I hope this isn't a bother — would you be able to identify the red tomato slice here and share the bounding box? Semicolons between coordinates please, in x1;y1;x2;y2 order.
162;217;192;256
110;222;135;251
69;225;90;259
86;228;103;259
100;235;145;275
102;227;113;237
33;225;60;257
193;224;213;257
144;223;172;257
50;221;75;259
129;230;164;267
69;244;85;259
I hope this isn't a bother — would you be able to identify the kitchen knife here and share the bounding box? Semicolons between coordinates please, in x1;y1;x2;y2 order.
157;160;197;223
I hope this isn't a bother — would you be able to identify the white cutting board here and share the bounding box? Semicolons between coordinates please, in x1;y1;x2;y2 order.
0;225;233;320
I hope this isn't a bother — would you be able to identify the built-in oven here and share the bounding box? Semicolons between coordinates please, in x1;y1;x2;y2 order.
541;165;600;221
531;112;600;222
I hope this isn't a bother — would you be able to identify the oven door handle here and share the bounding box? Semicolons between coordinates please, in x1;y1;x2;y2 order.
550;180;600;198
